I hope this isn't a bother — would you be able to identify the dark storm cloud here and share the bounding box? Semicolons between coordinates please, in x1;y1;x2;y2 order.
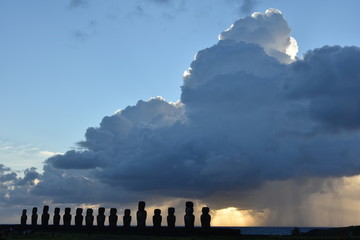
47;150;104;169
285;45;360;131
3;9;360;220
37;10;360;205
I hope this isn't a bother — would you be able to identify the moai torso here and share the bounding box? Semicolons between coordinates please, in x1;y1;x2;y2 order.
97;207;105;227
153;209;162;228
31;207;38;226
41;205;50;226
21;209;27;226
63;208;72;226
85;208;94;227
123;209;131;228
184;201;194;229
200;207;211;229
136;201;147;227
109;208;118;227
167;207;176;228
75;208;83;227
53;208;60;226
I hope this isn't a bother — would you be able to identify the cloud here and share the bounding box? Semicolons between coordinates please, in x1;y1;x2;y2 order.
133;0;187;19
68;0;89;9
2;9;360;226
0;141;61;172
284;45;360;131
150;0;173;5
71;20;97;41
239;0;258;14
219;8;298;63
0;165;42;208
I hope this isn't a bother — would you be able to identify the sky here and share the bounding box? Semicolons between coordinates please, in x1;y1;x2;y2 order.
1;0;360;226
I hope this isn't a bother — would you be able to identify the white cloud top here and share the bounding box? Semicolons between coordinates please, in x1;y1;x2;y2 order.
219;8;298;63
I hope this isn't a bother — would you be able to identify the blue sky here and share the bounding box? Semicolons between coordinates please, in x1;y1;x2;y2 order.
1;0;360;226
2;0;360;172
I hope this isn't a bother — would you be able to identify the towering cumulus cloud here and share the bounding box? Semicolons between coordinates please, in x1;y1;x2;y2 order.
6;9;360;225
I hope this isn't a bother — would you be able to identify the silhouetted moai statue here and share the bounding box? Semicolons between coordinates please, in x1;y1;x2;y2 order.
21;209;27;226
75;208;83;227
123;209;131;228
53;208;60;226
63;208;72;226
153;209;162;228
200;207;211;229
136;201;147;228
109;208;118;227
97;207;105;227
184;201;194;229
85;208;94;227
41;205;50;226
31;207;38;226
167;207;176;228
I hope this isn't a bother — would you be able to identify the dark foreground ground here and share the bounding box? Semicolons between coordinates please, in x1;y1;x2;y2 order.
1;225;360;240
2;232;360;240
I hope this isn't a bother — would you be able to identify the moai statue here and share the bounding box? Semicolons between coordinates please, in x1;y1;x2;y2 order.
153;209;162;228
136;201;147;228
31;207;38;226
167;207;176;228
75;208;83;227
97;207;105;227
85;208;94;227
109;208;118;227
53;208;61;226
184;201;194;229
41;205;50;226
200;207;211;229
21;209;27;226
123;209;131;228
63;208;72;226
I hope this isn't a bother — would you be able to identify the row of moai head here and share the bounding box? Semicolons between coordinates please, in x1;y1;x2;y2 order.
21;201;211;228
184;201;210;229
21;206;114;227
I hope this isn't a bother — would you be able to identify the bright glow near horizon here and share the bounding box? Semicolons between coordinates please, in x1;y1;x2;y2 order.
212;207;266;226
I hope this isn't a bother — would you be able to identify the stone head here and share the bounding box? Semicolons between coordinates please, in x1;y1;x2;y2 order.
138;201;146;211
54;207;60;214
43;205;49;213
86;208;93;216
76;208;83;215
98;207;105;215
124;209;131;216
110;208;117;215
168;207;175;215
186;207;193;215
185;201;194;208
202;207;209;214
65;208;71;214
